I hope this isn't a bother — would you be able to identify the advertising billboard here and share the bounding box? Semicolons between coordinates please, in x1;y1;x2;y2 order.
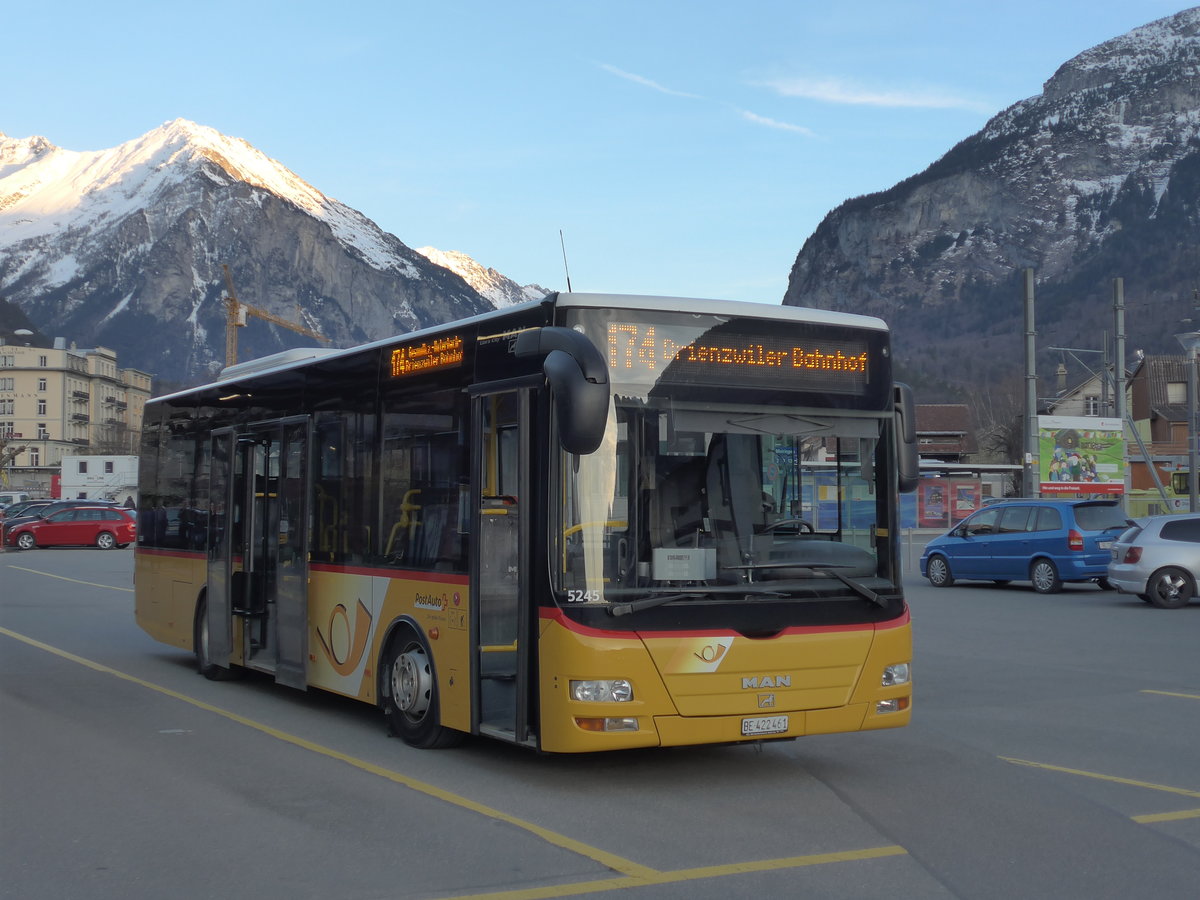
1037;416;1125;495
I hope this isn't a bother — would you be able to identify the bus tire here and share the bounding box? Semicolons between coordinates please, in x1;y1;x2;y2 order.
194;596;238;681
382;627;464;749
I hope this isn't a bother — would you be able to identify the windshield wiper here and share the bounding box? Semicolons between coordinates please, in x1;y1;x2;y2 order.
608;592;707;617
822;568;889;608
725;562;891;608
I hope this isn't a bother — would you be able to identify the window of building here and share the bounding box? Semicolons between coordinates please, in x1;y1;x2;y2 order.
37;399;47;415
0;399;12;415
39;356;48;367
79;461;89;474
105;461;114;474
1084;395;1100;416
1167;382;1186;404
29;448;39;466
0;378;13;390
37;424;49;439
0;355;13;367
37;378;47;392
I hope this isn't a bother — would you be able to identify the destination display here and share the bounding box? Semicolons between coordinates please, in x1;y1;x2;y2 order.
606;321;872;393
390;335;465;378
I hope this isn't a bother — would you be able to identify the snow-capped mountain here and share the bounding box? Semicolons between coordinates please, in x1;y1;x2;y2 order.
784;8;1200;399
414;246;549;308
0;119;497;387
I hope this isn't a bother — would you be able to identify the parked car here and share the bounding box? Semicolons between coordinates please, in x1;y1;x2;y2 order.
1106;513;1200;608
0;499;51;520
920;498;1130;593
4;505;136;550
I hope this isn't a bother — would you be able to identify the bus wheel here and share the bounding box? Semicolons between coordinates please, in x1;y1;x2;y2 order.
383;630;463;749
194;597;237;681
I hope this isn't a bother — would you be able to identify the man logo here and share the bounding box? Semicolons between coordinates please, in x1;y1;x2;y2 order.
758;694;776;708
742;675;791;689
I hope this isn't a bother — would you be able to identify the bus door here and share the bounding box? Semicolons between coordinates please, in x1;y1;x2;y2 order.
471;388;533;744
207;418;311;688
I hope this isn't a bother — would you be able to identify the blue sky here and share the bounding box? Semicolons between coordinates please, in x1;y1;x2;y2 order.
5;1;1189;302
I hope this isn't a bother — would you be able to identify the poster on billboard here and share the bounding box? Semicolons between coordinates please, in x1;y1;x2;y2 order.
1037;416;1125;494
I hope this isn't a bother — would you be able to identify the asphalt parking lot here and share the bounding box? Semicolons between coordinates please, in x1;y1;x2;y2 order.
1;547;1197;899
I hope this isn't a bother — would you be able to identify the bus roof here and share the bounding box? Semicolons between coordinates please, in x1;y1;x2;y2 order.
152;292;888;404
553;292;888;332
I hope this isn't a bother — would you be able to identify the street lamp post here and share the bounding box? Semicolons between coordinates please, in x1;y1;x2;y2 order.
1175;331;1200;513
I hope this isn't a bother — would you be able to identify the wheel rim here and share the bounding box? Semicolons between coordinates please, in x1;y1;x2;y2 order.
97;532;114;549
392;644;432;721
1032;562;1055;592
929;557;947;584
17;533;33;550
1154;572;1186;603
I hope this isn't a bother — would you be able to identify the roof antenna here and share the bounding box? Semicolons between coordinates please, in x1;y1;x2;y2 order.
559;229;573;292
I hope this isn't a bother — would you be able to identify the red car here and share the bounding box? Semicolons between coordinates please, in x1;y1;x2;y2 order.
5;505;136;550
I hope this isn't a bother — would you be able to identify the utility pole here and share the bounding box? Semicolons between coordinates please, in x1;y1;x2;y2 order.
1023;269;1039;497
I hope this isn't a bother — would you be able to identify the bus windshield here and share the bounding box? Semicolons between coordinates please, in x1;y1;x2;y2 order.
557;396;893;607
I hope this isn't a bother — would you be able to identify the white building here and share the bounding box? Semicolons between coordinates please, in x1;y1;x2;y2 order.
59;455;138;506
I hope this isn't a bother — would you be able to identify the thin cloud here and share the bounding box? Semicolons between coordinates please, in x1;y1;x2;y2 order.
739;110;816;136
598;63;702;99
758;76;992;113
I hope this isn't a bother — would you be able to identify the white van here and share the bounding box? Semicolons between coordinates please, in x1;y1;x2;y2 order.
0;491;32;508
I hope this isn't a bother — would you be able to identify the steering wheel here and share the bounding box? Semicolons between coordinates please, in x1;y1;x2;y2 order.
762;518;814;534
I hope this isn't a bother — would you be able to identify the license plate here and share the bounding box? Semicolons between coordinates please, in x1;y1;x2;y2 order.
1098;540;1112;550
742;715;789;736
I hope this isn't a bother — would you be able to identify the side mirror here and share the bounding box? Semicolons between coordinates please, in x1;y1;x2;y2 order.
514;327;610;455
894;382;920;493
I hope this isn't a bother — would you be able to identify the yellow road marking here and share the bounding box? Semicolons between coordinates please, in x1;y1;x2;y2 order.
1141;689;1200;701
4;564;134;592
1001;756;1200;828
0;625;907;893
1001;757;1200;799
443;846;909;900
1133;809;1200;824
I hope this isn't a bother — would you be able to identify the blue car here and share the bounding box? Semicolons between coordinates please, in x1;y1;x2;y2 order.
920;498;1129;593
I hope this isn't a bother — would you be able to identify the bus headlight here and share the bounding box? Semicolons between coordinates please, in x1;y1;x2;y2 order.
881;663;910;687
570;679;634;702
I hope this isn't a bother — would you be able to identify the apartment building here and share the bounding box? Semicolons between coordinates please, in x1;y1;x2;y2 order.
0;338;152;494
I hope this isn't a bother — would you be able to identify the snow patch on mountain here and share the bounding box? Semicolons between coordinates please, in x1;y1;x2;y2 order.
414;246;549;308
0;119;425;287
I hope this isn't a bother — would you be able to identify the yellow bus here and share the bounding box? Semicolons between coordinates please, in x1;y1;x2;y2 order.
135;293;918;752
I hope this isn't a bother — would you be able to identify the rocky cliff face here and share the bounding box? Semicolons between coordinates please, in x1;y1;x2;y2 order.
0;120;494;390
783;9;1200;399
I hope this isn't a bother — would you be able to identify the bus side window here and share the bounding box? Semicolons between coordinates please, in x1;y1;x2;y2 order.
314;411;374;564
380;389;468;572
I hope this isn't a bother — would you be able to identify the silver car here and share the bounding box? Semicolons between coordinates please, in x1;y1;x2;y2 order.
1107;513;1200;608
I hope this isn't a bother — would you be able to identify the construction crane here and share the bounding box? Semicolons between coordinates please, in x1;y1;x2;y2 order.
222;264;329;367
